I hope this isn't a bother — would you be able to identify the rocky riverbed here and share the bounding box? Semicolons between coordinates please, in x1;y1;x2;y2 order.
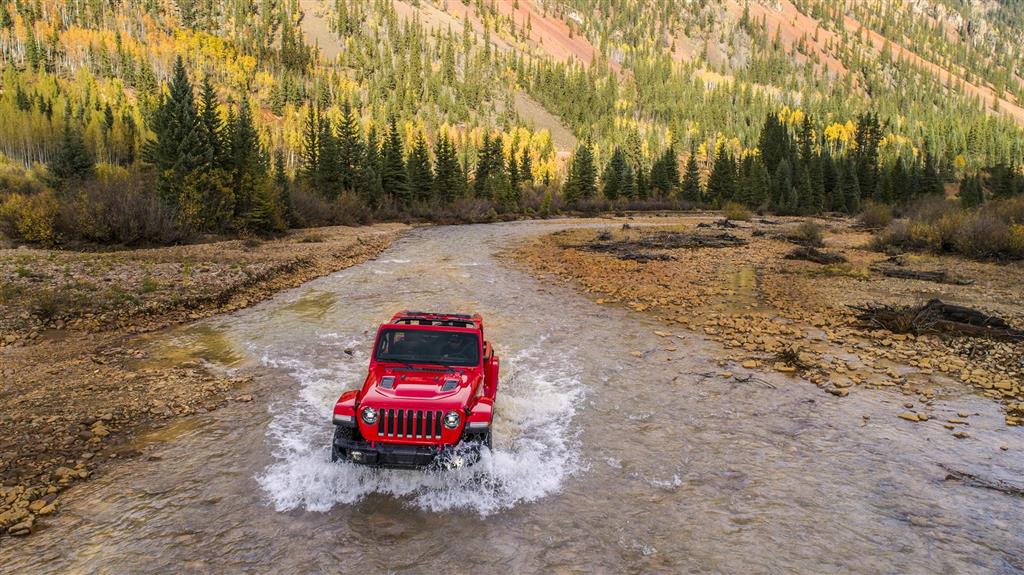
511;215;1024;432
0;224;405;538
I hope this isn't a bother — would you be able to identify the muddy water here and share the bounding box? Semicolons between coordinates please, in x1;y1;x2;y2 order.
4;221;1024;574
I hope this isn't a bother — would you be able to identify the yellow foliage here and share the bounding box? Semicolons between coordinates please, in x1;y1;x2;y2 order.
0;191;59;244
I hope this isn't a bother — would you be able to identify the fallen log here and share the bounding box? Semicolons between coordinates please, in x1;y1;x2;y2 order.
850;299;1024;341
873;266;974;285
785;246;847;265
584;231;747;261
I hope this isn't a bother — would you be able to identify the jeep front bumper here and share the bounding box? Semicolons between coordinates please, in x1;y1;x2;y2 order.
332;428;486;470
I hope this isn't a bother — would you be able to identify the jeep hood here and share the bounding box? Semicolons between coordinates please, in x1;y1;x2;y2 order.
359;365;479;408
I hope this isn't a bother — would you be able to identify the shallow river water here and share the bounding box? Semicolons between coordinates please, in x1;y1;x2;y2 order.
3;221;1023;574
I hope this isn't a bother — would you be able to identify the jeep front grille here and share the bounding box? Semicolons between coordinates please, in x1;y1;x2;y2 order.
377;409;444;439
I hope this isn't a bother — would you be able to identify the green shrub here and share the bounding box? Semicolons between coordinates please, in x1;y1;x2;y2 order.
787;220;825;247
722;201;752;221
857;202;893;229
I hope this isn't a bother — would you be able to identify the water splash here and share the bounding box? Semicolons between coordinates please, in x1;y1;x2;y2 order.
256;334;584;515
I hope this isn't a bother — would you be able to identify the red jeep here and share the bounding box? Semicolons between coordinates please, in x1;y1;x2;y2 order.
331;311;499;469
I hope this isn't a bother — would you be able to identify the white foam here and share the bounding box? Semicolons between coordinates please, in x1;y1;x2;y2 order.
256;334;584;515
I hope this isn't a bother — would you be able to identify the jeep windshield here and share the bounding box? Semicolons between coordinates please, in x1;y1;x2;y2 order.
374;329;480;367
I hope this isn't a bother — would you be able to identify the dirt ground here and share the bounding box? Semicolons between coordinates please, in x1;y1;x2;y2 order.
0;224;405;537
510;213;1024;431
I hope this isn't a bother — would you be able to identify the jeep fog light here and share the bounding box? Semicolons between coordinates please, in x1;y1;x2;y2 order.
443;410;461;429
361;407;378;425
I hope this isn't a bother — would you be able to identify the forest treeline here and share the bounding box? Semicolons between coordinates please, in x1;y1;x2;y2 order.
0;0;1023;247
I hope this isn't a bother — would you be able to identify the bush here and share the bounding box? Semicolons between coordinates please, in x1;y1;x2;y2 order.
954;213;1020;259
871;196;1024;260
787;220;825;247
858;202;893;229
55;173;186;245
291;187;373;228
722;201;752;221
0;190;59;244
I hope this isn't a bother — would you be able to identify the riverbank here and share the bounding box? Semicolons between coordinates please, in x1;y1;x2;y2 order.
0;224;406;537
510;214;1024;432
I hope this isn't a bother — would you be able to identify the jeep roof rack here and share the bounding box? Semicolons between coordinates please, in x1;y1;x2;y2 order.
389;311;483;330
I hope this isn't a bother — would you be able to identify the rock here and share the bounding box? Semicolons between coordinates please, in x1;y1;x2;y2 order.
7;516;33;536
774;363;796;373
828;388;849;397
952;431;970;439
27;499;45;513
898;412;920;422
741;360;757;369
1001;445;1009;451
654;330;672;337
37;503;57;515
235;395;253;402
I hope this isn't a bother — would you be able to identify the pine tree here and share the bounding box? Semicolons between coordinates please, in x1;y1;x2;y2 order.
891;155;910;204
854;112;882;199
649;146;679;198
316;114;342;199
759;112;790;177
874;164;895;204
226;100;268;226
520;149;533;186
473;134;494;199
771;159;793;212
407;132;433;203
301;104;321;186
50;113;95;186
602;147;627;200
563;141;597;204
143;56;204;207
273;148;292;224
839;160;861;213
362;125;383;207
749;156;771;208
336;100;364;194
960;173;984;207
681;150;701;203
198;75;224;169
381;117;411;207
919;147;944;197
433;130;462;203
620;162;636;200
706;148;737;207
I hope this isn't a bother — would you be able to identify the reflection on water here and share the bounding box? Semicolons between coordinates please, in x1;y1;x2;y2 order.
278;289;337;321
709;264;766;313
3;220;1023;575
135;323;248;369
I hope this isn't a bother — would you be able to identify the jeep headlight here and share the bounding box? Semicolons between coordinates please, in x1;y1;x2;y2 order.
443;410;461;429
361;406;378;425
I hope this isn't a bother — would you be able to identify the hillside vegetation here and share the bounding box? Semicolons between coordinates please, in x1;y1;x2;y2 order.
0;0;1022;247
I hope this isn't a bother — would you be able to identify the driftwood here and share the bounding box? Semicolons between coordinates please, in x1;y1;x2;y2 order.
585;231;746;261
850;299;1024;341
785;246;848;265
697;218;740;229
872;266;974;285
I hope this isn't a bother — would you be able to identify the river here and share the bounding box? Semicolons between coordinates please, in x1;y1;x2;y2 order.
2;221;1022;574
